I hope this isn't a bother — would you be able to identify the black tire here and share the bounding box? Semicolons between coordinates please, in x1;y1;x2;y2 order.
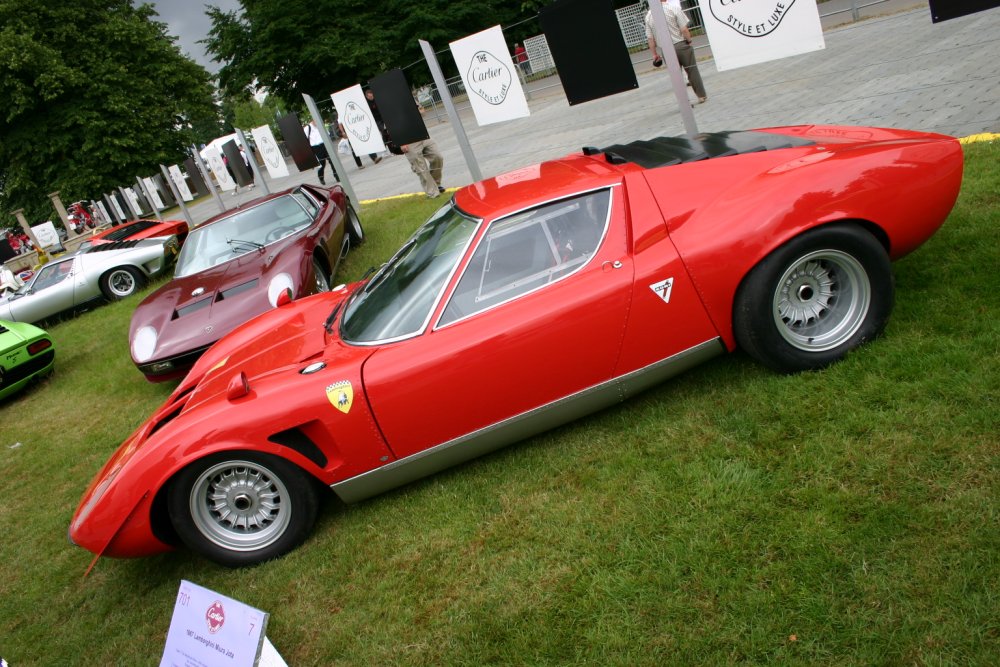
313;258;331;292
345;206;365;247
733;224;894;374
167;451;320;567
100;266;145;300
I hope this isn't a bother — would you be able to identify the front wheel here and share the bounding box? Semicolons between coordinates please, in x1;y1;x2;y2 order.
733;224;894;373
100;267;145;300
345;206;365;247
167;452;320;567
313;258;331;292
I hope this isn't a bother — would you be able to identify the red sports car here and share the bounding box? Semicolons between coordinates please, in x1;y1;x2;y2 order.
70;126;962;567
128;185;364;381
76;218;189;251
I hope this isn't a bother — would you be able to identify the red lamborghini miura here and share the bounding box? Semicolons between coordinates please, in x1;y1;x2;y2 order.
70;126;963;567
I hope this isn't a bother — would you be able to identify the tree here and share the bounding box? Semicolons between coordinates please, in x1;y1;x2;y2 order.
0;0;219;222
204;0;545;108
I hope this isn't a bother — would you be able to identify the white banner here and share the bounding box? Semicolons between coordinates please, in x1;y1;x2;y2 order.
450;25;530;127
251;125;290;179
95;201;111;224
142;177;165;209
109;194;126;220
699;0;825;71
168;165;194;201
124;187;143;216
332;84;387;156
31;221;60;249
204;144;237;191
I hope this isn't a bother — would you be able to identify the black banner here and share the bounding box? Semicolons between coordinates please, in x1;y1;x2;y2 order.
221;140;253;187
153;174;177;207
278;112;319;171
540;0;638;106
183;159;209;198
369;68;430;147
102;194;121;224
0;239;16;263
929;0;1000;22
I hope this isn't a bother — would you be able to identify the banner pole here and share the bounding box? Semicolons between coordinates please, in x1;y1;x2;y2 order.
234;128;271;195
190;144;226;213
159;165;195;228
419;39;483;183
649;4;700;138
302;93;359;211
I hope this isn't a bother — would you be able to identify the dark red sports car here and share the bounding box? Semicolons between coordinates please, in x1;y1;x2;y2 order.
71;126;962;567
128;184;364;381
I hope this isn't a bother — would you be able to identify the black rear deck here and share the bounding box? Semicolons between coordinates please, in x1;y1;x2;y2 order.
584;131;815;168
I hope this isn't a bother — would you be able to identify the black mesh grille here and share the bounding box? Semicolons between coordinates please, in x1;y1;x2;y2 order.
0;349;54;388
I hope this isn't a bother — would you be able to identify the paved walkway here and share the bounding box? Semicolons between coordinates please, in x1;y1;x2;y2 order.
183;5;999;223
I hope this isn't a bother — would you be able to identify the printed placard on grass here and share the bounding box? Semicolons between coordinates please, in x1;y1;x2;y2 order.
160;580;271;667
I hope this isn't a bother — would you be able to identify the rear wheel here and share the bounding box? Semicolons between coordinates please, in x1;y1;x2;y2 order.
167;451;320;567
733;224;894;373
100;267;145;300
313;258;331;292
346;206;365;247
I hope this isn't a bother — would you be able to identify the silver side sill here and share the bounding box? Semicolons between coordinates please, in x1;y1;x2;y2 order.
331;338;725;503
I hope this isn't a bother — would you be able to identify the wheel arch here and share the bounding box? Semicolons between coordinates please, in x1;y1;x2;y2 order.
729;221;895;372
147;442;328;549
680;216;890;352
311;245;333;287
731;218;889;301
100;263;144;282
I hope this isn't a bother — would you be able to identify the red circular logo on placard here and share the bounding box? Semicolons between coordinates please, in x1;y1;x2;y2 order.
206;601;226;634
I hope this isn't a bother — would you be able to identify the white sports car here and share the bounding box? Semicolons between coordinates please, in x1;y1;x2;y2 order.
0;236;178;324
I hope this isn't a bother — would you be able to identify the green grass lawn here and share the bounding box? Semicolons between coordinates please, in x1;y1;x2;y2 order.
1;143;998;665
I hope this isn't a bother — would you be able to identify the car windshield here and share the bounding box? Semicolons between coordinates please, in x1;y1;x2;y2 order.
341;201;480;343
174;194;314;277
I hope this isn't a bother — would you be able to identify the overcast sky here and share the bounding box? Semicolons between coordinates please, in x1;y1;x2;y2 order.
147;0;242;72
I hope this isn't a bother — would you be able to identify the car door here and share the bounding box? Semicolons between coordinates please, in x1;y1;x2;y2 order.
363;187;634;460
9;257;78;322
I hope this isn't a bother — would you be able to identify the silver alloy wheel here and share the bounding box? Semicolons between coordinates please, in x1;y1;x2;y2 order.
313;260;330;292
107;269;136;297
188;459;291;552
348;208;364;242
772;249;871;352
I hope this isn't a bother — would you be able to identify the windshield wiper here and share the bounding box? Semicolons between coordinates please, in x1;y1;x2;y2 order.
323;302;342;334
227;238;264;253
363;240;415;295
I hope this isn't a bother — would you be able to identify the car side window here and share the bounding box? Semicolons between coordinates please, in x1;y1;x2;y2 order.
440;188;611;326
292;190;320;218
31;260;74;291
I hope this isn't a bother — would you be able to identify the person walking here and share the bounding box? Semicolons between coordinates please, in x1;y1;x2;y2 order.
401;139;445;198
645;1;707;104
365;88;443;197
304;120;338;184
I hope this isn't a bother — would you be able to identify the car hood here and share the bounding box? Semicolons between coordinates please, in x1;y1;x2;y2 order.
133;245;303;361
180;288;368;412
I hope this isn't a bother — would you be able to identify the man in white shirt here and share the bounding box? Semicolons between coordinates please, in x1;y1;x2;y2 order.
645;1;707;104
303;121;337;185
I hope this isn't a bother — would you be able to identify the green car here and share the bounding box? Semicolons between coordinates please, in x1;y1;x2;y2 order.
0;319;55;401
